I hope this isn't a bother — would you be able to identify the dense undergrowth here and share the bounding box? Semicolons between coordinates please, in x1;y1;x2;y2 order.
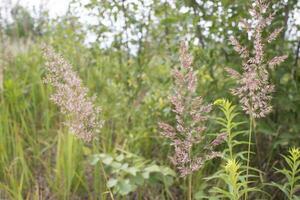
0;0;300;199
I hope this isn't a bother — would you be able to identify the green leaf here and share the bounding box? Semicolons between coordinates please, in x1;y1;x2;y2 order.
102;156;113;165
161;167;176;176
107;178;118;188
161;17;178;25
89;155;100;165
142;171;150;179
117;179;137;195
111;161;122;169
116;154;125;162
120;163;129;170
131;174;144;185
162;176;174;186
144;164;161;173
126;167;138;176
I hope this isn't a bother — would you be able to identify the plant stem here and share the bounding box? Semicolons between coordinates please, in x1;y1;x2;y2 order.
245;115;254;200
187;140;192;200
253;119;261;169
288;157;296;199
99;161;115;200
227;120;233;159
188;174;192;200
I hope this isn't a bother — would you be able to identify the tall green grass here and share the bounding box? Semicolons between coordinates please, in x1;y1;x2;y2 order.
0;43;95;199
0;40;174;199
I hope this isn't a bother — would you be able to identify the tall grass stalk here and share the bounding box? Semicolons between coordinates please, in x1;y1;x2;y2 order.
188;174;192;200
54;132;84;199
245;115;254;200
225;1;287;198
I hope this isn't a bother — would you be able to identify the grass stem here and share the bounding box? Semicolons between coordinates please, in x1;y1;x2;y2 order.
245;115;254;200
188;174;192;200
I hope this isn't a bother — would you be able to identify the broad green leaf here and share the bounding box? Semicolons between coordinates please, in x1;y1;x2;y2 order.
107;178;118;188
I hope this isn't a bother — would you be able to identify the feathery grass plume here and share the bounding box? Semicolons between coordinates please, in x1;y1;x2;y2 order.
226;0;288;118
42;45;103;142
159;42;225;177
270;147;300;199
226;2;288;198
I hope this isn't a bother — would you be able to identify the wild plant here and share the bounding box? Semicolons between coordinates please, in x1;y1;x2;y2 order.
0;74;33;199
52;133;85;199
214;99;247;160
208;158;261;200
159;42;226;199
90;151;176;197
270;147;300;200
227;0;288;118
41;45;114;199
42;45;103;142
210;99;264;199
0;57;3;92
226;0;287;197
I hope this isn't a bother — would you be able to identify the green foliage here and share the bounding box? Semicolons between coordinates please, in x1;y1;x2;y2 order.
4;5;43;38
214;99;247;159
270;147;300;200
0;0;299;199
90;152;175;196
52;133;85;199
207;158;261;200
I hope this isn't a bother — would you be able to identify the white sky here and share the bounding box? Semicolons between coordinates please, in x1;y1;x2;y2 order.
2;0;300;22
0;0;72;18
1;0;299;43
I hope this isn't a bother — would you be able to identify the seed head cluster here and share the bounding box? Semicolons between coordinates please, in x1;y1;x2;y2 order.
226;0;287;118
159;42;225;176
42;45;103;142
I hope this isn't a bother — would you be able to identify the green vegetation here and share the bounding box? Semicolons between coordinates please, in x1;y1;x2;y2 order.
0;0;299;199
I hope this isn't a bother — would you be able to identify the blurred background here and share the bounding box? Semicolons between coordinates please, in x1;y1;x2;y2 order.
0;0;299;199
